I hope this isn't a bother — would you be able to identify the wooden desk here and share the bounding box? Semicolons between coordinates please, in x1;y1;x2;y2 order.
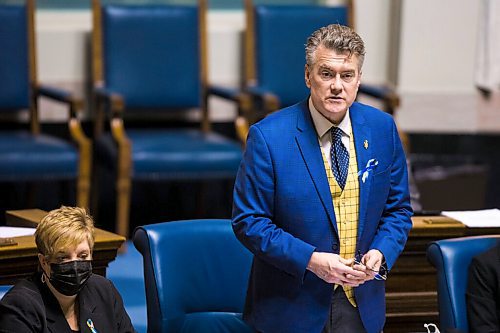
0;209;125;285
384;216;500;333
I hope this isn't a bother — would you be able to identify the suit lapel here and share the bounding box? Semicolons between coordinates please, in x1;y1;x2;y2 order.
350;103;372;242
78;284;98;333
295;101;338;233
40;276;101;333
40;280;72;333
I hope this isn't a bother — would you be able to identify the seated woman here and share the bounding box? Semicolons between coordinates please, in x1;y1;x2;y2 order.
0;206;136;333
466;243;500;333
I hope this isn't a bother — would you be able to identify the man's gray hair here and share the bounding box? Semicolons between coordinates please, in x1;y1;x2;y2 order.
305;24;365;69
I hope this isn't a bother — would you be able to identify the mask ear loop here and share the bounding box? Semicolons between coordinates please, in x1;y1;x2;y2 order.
39;254;50;284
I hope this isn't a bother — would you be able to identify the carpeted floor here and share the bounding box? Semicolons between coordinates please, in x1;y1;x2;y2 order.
107;240;148;333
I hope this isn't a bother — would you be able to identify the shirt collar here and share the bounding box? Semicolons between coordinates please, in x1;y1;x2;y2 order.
308;97;351;139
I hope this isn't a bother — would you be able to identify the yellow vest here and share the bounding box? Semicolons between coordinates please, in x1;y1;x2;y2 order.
321;124;360;307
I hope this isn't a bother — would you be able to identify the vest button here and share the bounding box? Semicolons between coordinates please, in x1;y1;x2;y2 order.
332;244;338;251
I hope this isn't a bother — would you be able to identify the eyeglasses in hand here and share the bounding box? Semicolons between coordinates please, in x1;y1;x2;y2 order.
354;250;388;281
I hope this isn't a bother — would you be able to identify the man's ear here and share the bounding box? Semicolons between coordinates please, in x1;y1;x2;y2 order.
304;65;311;88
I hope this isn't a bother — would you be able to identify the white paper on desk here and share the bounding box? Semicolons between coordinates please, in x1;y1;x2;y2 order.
442;209;500;227
0;226;36;238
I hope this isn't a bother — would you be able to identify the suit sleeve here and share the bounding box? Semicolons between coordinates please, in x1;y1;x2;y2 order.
0;288;44;333
232;125;316;279
466;255;500;333
370;119;413;270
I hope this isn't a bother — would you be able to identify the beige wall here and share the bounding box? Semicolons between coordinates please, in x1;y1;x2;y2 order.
395;0;500;133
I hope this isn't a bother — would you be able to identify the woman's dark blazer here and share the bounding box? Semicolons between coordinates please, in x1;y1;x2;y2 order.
466;244;500;333
0;272;136;333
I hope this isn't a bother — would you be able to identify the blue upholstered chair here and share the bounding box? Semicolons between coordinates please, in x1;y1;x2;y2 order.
91;0;244;236
427;235;500;333
0;0;91;208
133;219;253;333
236;0;399;141
0;285;11;301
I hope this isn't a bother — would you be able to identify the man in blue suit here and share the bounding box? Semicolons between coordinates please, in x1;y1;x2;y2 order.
232;24;413;333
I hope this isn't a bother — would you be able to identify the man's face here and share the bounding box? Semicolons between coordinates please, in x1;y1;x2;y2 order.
305;45;361;124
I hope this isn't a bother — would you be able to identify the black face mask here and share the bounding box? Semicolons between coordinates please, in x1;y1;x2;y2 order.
45;260;92;296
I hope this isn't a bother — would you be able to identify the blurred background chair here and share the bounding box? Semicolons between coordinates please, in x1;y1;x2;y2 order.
427;235;500;333
236;0;399;142
0;0;91;210
133;219;253;333
91;0;244;236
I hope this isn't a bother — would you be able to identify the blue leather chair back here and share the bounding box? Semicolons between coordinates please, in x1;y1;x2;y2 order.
0;4;30;109
254;5;347;107
427;235;500;332
0;285;12;301
101;4;201;109
133;219;253;333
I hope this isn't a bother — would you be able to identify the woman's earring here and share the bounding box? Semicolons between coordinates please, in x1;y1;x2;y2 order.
41;273;46;283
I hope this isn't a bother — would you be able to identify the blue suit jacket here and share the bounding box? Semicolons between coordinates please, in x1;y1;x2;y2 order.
232;100;413;333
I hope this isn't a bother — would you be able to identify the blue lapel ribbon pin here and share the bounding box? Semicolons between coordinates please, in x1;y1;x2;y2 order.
358;158;378;183
87;319;98;333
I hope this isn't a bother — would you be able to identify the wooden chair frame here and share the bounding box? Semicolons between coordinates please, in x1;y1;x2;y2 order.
91;0;246;236
7;0;91;208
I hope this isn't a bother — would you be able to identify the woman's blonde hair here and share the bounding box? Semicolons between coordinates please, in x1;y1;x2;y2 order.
35;206;95;258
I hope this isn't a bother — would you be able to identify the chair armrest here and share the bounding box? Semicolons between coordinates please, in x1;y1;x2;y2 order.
358;83;400;115
208;85;247;103
91;89;130;191
207;85;253;144
35;84;90;148
92;88;128;138
93;88;130;176
37;85;92;194
67;114;93;208
230;86;280;145
245;86;280;113
94;86;125;116
36;84;83;118
208;85;253;115
92;87;125;138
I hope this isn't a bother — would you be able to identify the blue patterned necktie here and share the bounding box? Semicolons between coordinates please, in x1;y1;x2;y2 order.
330;127;349;190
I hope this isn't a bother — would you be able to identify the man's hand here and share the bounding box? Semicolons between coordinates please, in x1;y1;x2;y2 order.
307;252;369;286
353;249;385;282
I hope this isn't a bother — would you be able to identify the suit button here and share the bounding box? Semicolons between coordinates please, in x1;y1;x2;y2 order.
332;244;338;251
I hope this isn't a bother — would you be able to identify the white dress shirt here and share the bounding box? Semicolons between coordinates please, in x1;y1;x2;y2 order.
308;98;351;170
